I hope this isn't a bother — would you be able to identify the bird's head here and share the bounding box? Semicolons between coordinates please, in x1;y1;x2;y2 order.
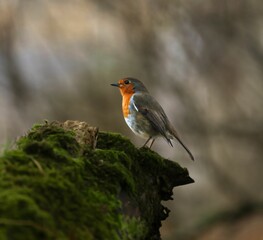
111;77;148;96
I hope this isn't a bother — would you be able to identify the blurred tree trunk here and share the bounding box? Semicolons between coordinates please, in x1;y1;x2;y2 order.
0;3;30;109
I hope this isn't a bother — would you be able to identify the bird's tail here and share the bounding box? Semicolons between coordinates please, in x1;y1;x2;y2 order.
168;125;195;161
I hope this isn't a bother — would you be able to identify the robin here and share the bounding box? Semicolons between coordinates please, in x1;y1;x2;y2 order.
111;77;194;161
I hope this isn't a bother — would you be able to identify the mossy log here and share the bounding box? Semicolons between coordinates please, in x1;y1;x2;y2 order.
0;120;194;240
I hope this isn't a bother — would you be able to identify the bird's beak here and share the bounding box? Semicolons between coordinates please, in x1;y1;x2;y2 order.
111;83;119;87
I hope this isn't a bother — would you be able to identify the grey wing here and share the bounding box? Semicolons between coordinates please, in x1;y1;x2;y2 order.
132;94;195;160
132;94;172;144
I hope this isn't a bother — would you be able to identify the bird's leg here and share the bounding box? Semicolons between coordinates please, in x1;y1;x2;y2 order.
149;139;155;149
143;137;152;148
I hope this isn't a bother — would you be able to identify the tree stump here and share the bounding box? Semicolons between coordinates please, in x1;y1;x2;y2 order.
0;120;194;240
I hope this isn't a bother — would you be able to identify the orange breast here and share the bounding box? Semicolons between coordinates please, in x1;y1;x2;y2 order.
122;93;133;118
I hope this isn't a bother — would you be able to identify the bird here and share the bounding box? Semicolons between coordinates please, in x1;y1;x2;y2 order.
111;77;194;161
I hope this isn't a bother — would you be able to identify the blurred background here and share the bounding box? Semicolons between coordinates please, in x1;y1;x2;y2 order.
0;0;263;239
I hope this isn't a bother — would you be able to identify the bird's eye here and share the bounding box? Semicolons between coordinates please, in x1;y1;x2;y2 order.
124;80;130;85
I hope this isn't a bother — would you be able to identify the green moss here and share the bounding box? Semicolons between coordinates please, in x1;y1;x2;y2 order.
0;124;145;240
18;124;80;158
96;132;137;157
0;123;193;240
89;149;135;193
97;131;193;239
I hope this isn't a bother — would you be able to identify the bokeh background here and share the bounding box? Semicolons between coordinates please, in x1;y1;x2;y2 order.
1;1;263;239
